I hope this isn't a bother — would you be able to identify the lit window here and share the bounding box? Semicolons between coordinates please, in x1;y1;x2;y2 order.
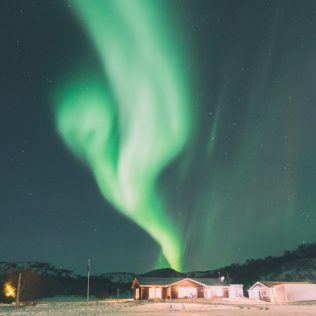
155;288;162;298
216;288;223;297
149;287;162;299
149;287;155;299
178;287;197;298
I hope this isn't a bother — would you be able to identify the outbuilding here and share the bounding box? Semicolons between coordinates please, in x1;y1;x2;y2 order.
248;281;316;303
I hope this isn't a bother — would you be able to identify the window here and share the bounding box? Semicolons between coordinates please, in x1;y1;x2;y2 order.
155;288;162;298
178;287;197;298
135;288;139;299
259;289;271;301
149;287;162;299
149;287;155;299
216;288;223;297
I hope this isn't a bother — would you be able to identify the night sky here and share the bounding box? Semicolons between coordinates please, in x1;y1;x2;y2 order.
1;0;316;274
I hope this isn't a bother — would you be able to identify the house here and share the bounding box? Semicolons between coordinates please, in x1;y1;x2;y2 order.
248;281;316;303
131;277;243;300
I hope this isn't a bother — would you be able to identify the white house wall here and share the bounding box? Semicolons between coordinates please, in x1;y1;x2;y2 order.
249;289;260;300
271;286;286;303
283;284;316;303
204;286;227;298
204;285;243;299
248;284;271;301
249;283;316;303
229;285;244;298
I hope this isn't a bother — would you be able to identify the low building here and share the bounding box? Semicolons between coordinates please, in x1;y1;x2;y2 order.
248;281;316;303
131;277;243;300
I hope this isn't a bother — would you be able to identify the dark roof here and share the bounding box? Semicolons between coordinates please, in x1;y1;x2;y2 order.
191;278;227;286
134;277;227;287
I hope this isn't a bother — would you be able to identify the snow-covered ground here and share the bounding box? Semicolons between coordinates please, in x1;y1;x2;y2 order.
1;297;316;315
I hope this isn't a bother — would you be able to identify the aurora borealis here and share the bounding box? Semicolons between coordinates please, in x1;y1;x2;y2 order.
1;0;316;274
55;0;191;270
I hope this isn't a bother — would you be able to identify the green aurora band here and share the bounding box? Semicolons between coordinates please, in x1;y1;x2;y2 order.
54;0;191;270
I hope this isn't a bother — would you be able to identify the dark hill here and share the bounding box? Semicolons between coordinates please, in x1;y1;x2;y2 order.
140;268;186;278
1;242;316;301
188;242;316;288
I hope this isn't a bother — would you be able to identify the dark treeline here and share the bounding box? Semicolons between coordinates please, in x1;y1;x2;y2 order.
0;263;132;303
188;242;316;289
1;242;316;302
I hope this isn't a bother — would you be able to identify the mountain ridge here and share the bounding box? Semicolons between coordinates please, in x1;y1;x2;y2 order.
1;241;316;301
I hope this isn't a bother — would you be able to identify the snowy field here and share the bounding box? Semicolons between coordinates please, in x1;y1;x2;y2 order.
1;298;316;316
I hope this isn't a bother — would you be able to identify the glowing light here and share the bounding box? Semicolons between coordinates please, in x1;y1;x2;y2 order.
54;0;191;270
3;281;16;298
149;287;162;299
178;287;197;298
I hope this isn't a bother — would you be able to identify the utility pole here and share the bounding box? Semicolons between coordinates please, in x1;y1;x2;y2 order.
226;272;231;284
87;258;90;303
16;273;22;311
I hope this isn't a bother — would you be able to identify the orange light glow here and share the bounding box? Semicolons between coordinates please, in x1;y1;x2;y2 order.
3;281;16;298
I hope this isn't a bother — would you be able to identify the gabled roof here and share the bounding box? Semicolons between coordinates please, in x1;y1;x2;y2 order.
132;277;228;288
